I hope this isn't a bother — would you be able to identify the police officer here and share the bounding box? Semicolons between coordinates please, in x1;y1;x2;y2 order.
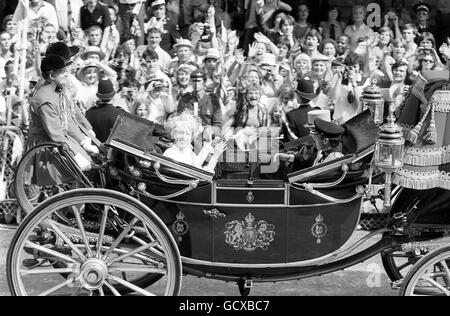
178;69;223;137
312;118;345;165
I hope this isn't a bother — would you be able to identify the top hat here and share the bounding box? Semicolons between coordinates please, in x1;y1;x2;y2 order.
97;78;116;101
314;118;345;139
41;54;66;73
46;42;80;66
174;39;194;50
296;79;317;100
305;109;331;129
81;46;106;61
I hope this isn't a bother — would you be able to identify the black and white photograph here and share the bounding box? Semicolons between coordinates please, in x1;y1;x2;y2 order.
0;0;450;298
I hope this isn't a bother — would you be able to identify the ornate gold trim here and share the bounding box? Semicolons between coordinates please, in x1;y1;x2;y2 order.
403;146;450;166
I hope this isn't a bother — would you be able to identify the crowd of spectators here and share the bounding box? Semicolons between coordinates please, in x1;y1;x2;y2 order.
1;0;450;170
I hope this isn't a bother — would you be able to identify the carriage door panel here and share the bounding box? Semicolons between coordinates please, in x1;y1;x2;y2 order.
212;207;287;264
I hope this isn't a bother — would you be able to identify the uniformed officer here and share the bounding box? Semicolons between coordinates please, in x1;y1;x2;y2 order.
28;55;98;184
312;118;345;165
177;69;223;137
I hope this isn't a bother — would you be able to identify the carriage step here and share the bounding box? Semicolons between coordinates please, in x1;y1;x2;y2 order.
22;259;41;269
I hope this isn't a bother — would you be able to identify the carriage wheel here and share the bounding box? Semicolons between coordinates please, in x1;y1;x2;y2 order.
14;143;80;216
381;247;420;282
400;245;450;296
7;189;182;296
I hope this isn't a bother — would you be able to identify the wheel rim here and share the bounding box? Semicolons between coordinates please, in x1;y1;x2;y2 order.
7;190;181;296
402;248;450;296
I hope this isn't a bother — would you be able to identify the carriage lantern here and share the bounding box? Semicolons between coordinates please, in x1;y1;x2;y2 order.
375;110;405;207
361;80;384;125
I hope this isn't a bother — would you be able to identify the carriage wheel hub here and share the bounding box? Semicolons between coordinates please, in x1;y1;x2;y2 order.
79;258;108;290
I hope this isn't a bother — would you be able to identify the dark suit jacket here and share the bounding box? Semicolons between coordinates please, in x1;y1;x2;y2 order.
85;102;125;143
284;104;317;142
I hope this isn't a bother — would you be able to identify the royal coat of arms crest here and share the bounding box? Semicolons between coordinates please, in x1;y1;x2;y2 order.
224;213;275;252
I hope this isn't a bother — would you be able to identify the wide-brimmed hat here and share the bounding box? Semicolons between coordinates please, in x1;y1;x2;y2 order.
259;53;277;67
41;54;66;73
46;42;80;66
77;61;100;78
305;110;331;129
296;79;317;100
80;46;106;61
174;39;194;51
97;78;116;100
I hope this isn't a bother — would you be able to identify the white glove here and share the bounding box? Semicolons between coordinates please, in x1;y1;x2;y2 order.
81;138;99;154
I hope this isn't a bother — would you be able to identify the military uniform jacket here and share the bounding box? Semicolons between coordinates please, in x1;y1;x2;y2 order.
29;82;86;147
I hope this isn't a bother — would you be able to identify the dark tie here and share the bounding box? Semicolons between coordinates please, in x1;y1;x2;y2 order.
330;23;336;40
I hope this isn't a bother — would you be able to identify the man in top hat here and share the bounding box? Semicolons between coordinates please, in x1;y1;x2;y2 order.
85;78;125;143
282;78;319;142
178;69;222;138
145;0;180;54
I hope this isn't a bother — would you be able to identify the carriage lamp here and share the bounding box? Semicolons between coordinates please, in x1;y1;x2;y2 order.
361;80;384;125
375;111;405;208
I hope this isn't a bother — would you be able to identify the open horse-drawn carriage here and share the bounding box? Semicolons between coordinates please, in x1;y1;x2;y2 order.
6;97;450;296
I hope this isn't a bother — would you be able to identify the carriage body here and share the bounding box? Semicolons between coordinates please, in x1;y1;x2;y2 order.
8;112;450;296
102;113;379;279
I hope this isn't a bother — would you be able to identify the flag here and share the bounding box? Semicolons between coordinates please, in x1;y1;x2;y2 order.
13;0;29;23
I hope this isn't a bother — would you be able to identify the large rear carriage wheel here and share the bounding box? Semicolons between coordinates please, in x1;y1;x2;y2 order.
7;189;182;296
400;245;450;296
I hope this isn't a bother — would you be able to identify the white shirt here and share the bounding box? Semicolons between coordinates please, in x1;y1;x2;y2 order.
29;2;59;30
164;146;198;167
135;45;172;73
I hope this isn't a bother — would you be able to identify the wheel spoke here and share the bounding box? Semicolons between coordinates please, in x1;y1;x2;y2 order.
397;262;411;272
98;287;105;297
96;205;109;258
103;281;121;296
439;260;450;283
107;241;159;264
71;206;94;257
20;267;78;276
420;276;450;296
107;275;156;296
102;217;139;260
38;276;77;296
45;219;87;261
109;263;166;275
25;241;79;264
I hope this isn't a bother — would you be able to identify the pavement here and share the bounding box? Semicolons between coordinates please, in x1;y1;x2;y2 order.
0;225;398;296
